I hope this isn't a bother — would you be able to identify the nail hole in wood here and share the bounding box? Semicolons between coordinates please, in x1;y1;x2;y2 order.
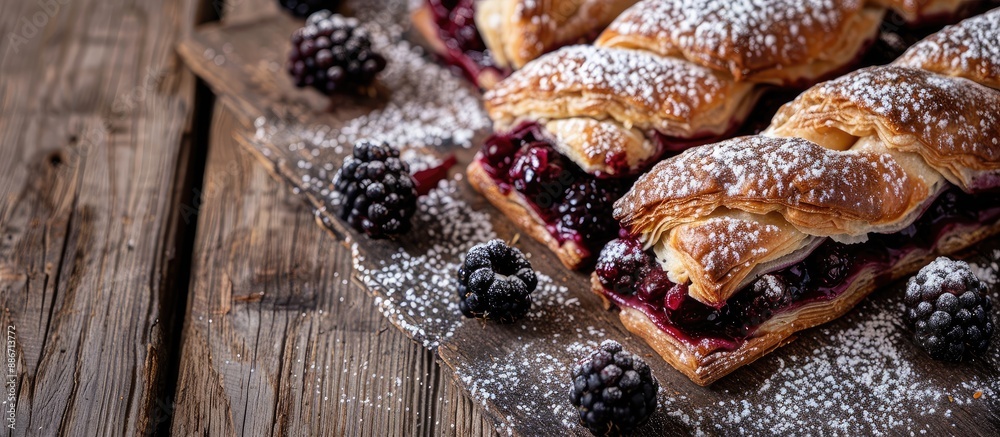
48;152;64;167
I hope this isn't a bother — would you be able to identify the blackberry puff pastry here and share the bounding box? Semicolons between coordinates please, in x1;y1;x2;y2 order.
592;8;1000;385
411;0;639;88
470;0;893;269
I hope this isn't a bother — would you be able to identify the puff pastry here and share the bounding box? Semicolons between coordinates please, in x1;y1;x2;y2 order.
472;0;906;269
592;10;1000;385
411;0;637;88
894;7;1000;89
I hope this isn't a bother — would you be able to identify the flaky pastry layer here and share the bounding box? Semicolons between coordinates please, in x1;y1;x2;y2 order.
614;136;936;244
476;0;639;69
596;0;885;84
895;7;1000;89
594;216;1000;385
654;210;815;307
768;66;1000;191
485;45;756;138
542;118;659;176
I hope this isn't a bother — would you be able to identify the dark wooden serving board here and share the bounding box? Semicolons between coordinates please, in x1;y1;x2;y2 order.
177;4;1000;435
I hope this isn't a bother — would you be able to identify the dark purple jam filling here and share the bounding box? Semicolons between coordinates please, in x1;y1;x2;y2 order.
426;0;509;86
478;123;631;260
595;188;1000;353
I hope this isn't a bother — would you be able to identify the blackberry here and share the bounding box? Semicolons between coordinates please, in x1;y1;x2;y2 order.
277;0;340;18
428;0;486;53
507;144;569;202
457;239;537;322
570;340;659;436
287;11;387;96
333;141;418;239
595;238;652;296
556;179;624;242
904;257;995;362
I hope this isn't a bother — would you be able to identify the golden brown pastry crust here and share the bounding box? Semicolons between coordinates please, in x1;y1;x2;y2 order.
596;0;884;84
467;160;588;269
769;66;1000;191
613;135;934;242
595;217;1000;385
485;45;755;137
894;8;1000;89
476;0;639;69
542;118;660;176
594;11;1000;386
658;211;814;307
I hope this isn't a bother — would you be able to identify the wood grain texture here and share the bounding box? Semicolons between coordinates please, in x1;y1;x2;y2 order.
0;0;209;435
169;1;496;435
169;99;497;436
176;5;1000;437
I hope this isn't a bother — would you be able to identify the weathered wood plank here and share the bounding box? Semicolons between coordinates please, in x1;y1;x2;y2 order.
170;103;496;436
0;0;210;435
177;3;1000;436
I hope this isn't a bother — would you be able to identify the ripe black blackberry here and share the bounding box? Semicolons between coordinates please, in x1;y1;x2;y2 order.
457;239;537;322
570;340;659;436
277;0;340;17
287;11;387;96
333;141;417;239
595;238;652;295
556;179;624;242
904;257;995;362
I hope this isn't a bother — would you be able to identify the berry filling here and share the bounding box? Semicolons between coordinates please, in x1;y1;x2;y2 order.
595;187;1000;354
412;154;457;195
425;0;509;86
477;123;631;260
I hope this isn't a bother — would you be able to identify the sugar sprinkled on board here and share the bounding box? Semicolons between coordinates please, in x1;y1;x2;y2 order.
453;334;611;433
352;180;495;348
253;0;489;156
968;249;1000;292
445;281;999;435
660;297;998;435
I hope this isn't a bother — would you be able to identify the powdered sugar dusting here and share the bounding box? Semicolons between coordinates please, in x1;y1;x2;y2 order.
681;215;784;275
969;248;1000;295
350;178;578;348
487;45;733;123
603;0;864;79
452;333;613;434
351;180;495;348
662;297;998;435
616;136;915;233
253;1;490;156
806;66;1000;168
895;8;1000;88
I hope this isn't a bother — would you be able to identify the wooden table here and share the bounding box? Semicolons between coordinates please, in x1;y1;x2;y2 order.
0;0;495;435
5;0;1000;435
